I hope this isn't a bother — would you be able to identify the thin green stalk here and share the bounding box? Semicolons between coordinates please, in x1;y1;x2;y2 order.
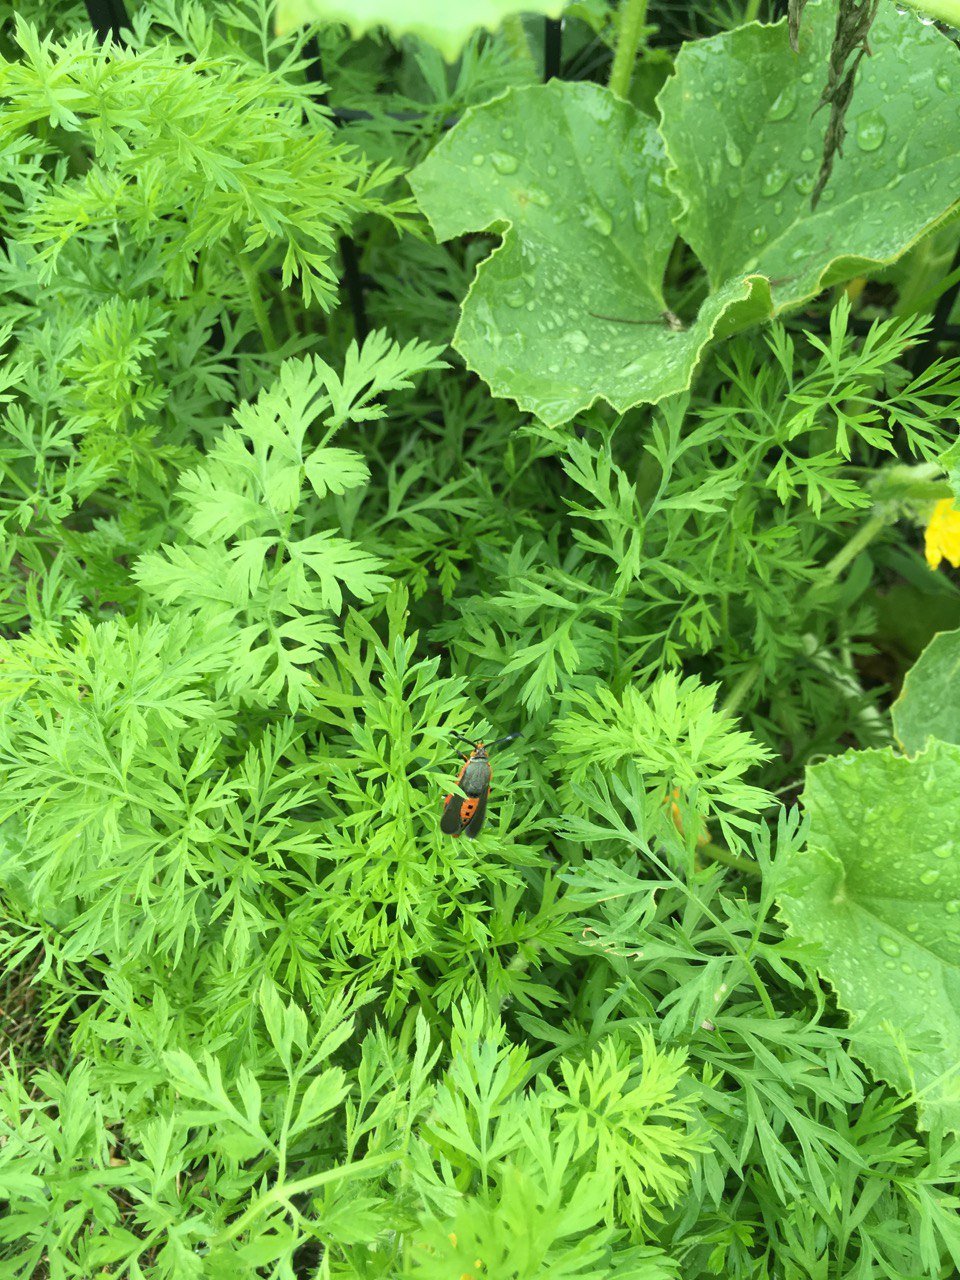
893;0;960;24
720;510;738;640
212;1152;398;1245
699;840;762;878
280;287;299;343
721;513;888;718
0;461;36;499
501;16;537;75
239;255;278;349
743;0;763;23
608;0;649;100
820;511;889;584
721;664;760;717
645;843;776;1018
275;1075;299;1186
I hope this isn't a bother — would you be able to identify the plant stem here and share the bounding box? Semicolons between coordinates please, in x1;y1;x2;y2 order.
280;285;298;343
212;1152;398;1245
720;510;738;640
646;844;776;1018
699;841;762;878
821;511;889;584
608;0;649;100
721;664;759;717
743;0;763;22
893;0;960;24
720;514;887;719
501;16;537;75
240;255;278;349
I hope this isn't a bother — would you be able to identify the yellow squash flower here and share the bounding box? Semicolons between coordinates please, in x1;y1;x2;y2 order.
924;498;960;570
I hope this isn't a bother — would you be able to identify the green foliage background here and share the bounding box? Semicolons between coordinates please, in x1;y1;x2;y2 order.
2;1;960;1277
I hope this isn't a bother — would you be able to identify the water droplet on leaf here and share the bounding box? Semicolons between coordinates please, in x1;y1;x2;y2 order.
768;84;798;121
724;138;744;167
879;936;901;957
564;329;590;355
582;203;613;237
491;151;519;175
856;111;887;152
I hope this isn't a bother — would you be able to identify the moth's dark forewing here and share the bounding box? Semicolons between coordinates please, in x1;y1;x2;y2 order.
440;793;466;834
464;787;489;838
460;757;492;796
440;747;492;838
